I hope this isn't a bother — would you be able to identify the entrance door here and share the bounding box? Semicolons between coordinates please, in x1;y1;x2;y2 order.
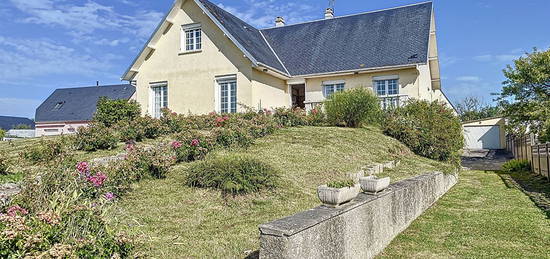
291;84;305;109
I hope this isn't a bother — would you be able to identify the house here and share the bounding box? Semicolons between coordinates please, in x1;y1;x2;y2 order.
35;84;136;136
0;116;35;131
463;117;506;150
122;0;452;117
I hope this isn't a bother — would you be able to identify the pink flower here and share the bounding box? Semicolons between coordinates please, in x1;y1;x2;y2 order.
311;109;319;115
171;141;182;149
190;139;200;147
6;205;28;217
87;172;107;187
223;116;230;121
104;192;116;201
76;162;89;174
209;112;217;116
171;112;177;116
215;117;225;123
125;143;135;152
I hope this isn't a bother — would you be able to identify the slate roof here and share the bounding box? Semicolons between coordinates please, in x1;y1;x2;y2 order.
0;116;35;130
261;2;432;76
196;0;432;76
35;84;135;123
197;0;287;73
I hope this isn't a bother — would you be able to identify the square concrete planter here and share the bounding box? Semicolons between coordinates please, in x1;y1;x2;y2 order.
360;176;390;193
317;184;360;207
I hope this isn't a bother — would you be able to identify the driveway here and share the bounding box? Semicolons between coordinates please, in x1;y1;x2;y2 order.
461;149;513;171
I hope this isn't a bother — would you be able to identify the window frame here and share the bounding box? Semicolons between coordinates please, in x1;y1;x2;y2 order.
373;77;400;97
150;82;168;118
181;23;202;53
322;80;345;98
215;75;237;114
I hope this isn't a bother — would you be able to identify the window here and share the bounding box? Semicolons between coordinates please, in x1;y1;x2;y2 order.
182;24;201;52
374;79;399;96
323;82;345;97
53;101;65;110
217;77;237;113
151;82;168;118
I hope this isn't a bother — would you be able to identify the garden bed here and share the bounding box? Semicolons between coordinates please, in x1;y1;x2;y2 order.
106;126;453;258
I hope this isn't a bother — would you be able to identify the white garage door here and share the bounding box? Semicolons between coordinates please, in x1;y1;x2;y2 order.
464;126;501;149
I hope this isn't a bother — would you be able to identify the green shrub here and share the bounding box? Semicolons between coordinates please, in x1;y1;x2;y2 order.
502;159;531;173
13;124;32;130
212;126;254;149
307;105;327;126
115;120;145;142
383;100;464;165
75;123;119;151
325;88;382;127
173;131;216;162
137;116;166;139
0;129;5;140
327;179;355;188
274;108;309;127
0;151;10;174
94;97;141;127
185;154;279;195
21;138;69;164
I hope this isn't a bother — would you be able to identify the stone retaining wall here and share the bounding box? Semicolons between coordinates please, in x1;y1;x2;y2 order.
259;172;458;259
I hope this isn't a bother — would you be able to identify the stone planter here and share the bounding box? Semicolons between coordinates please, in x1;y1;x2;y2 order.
360;176;390;193
317;184;361;207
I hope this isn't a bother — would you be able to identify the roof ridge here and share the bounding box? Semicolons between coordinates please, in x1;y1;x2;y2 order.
261;1;432;31
259;30;290;75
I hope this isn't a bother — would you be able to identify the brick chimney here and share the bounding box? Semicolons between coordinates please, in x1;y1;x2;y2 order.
325;8;334;19
275;16;285;27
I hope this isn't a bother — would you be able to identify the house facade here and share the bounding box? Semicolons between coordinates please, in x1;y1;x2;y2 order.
122;0;452;117
35;85;135;136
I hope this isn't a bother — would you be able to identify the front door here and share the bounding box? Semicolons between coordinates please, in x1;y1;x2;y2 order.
291;84;305;109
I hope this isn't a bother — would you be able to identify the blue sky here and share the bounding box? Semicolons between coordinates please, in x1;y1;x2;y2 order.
0;0;549;118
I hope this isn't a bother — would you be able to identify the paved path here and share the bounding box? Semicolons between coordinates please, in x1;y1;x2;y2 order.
461;149;513;171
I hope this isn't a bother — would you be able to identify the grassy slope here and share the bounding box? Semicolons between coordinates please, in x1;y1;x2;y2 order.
106;127;453;258
379;170;550;258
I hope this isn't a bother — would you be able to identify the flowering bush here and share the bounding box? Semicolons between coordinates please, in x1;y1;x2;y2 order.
173;131;215;162
94;96;141;127
307;105;327;126
115;120;146;142
212;126;254;149
75;123;119;151
273;107;309;127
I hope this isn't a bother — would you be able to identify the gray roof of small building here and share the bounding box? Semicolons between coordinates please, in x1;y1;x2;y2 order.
198;0;432;76
35;84;135;123
0;116;35;130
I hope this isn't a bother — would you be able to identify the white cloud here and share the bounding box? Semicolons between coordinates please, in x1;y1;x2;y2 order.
217;0;317;28
474;53;523;63
0;98;42;118
0;37;121;83
9;0;163;40
456;76;481;82
473;54;492;62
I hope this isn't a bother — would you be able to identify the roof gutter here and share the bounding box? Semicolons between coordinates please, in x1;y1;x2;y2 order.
296;63;422;79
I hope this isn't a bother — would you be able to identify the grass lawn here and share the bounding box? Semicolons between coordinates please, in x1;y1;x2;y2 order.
106;126;453;258
379;170;550;258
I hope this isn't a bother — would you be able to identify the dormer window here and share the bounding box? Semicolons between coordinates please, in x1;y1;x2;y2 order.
182;23;202;52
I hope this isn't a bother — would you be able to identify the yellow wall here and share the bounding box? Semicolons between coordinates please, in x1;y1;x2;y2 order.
251;69;289;110
463;118;506;148
134;0;254;115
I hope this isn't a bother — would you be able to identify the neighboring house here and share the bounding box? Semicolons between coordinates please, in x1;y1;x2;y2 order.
35;85;136;136
0;116;35;131
122;0;452;117
463;117;506;150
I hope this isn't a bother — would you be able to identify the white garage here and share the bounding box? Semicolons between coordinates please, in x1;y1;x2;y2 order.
463;117;506;150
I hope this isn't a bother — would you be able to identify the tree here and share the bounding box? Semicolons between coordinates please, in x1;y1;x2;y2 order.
93;97;142;127
498;48;550;142
13;124;32;130
456;96;502;122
